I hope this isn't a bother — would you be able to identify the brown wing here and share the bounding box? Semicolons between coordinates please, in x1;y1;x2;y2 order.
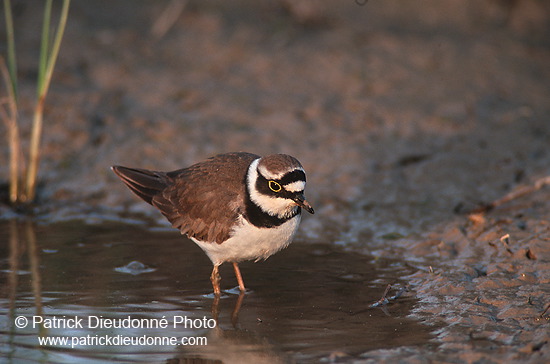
112;165;170;205
151;152;259;244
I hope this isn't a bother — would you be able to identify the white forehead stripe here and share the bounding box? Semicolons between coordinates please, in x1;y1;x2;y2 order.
258;165;304;180
284;181;305;193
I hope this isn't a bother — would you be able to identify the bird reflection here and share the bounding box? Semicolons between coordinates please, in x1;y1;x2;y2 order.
211;291;246;328
165;290;289;364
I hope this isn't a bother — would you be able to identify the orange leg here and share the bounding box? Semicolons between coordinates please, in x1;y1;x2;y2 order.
210;264;221;296
232;262;246;292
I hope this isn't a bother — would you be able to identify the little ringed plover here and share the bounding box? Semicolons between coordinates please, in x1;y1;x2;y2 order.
111;152;314;295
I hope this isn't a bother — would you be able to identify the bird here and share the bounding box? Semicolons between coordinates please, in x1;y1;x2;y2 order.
111;152;314;295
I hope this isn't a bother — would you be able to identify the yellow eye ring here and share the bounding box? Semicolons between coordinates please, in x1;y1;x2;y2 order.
268;180;282;192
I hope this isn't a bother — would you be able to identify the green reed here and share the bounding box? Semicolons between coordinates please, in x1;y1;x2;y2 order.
1;0;71;204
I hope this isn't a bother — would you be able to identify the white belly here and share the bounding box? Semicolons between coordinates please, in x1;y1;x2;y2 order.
191;215;301;265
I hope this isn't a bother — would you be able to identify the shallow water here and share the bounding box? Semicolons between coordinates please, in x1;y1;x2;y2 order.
0;220;434;363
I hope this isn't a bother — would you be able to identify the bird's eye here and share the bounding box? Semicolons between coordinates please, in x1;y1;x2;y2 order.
268;180;282;192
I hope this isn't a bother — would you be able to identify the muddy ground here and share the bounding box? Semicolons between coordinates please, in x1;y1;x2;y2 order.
1;0;550;362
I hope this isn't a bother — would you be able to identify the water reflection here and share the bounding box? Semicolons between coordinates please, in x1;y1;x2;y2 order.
6;220;44;330
211;291;245;328
0;220;434;363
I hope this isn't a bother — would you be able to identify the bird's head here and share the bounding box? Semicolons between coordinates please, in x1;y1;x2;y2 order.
247;154;314;219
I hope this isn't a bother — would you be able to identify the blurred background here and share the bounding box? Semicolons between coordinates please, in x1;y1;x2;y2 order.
1;0;549;245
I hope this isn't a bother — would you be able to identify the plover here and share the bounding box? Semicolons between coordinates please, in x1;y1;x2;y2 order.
112;152;314;295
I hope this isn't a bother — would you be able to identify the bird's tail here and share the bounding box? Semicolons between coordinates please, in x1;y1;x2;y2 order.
111;166;169;205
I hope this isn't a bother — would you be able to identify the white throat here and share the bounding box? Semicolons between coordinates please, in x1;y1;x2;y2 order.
247;159;299;219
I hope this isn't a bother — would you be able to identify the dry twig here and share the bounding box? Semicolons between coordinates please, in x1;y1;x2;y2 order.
473;175;550;213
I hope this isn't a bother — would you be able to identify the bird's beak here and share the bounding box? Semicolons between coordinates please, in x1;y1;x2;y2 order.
293;193;315;214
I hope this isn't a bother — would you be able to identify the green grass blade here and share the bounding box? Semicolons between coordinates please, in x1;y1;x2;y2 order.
42;0;71;96
37;0;53;95
26;0;71;202
3;0;18;100
0;57;21;203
